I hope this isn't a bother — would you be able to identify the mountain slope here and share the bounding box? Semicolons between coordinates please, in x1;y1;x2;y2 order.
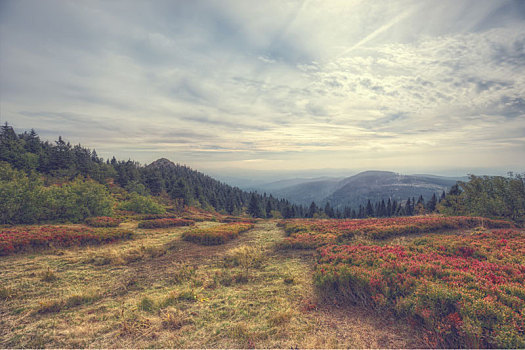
326;171;458;208
252;171;461;209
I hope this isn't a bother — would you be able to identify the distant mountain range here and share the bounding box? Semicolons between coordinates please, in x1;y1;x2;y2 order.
247;171;466;209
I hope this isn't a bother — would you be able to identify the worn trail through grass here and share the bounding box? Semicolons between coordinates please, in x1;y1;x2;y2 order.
0;220;424;348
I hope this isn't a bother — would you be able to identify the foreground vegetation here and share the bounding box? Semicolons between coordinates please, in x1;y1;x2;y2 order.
276;216;525;348
1;210;523;348
280;216;513;249
182;222;256;245
315;229;525;348
0;226;133;255
0;221;422;348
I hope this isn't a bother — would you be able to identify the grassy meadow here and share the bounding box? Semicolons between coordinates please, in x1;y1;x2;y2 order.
1;214;524;348
1;218;429;348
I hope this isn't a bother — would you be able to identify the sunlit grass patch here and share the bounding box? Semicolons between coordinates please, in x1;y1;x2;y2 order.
35;288;101;314
182;222;254;245
223;245;263;269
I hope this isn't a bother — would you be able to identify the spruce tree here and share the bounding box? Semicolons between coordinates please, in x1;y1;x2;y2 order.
366;200;374;217
426;193;437;212
248;193;263;218
307;202;317;218
265;200;272;218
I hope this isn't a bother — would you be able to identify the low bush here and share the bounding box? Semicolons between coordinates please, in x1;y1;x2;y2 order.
314;229;525;348
182;222;254;245
224;245;263;269
0;163;115;224
137;218;195;229
118;193;166;214
85;216;122;227
280;216;514;249
0;225;133;255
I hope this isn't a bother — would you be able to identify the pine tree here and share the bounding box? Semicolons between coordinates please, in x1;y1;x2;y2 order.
366;200;374;217
426;193;437;212
265;200;272;218
170;178;191;205
379;200;386;217
386;198;392;217
405;198;413;216
307;202;317;218
248;193;263;218
324;202;334;218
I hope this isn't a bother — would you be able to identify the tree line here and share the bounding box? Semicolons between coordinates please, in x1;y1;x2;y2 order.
8;122;514;223
0;123;303;219
439;174;525;225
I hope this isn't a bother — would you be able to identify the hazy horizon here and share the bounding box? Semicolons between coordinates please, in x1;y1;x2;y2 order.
1;0;524;174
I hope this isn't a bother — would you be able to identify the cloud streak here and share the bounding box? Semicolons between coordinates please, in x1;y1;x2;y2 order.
0;0;524;175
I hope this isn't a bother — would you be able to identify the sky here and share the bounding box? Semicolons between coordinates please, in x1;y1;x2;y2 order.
1;0;524;178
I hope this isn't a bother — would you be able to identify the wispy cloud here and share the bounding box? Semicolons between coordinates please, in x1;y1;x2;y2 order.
0;0;524;174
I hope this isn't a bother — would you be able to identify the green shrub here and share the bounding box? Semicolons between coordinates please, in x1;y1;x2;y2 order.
0;162;114;224
118;193;166;214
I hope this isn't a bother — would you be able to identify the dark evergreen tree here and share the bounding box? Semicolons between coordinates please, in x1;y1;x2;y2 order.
265;200;273;218
365;200;374;217
307;201;318;218
358;205;364;218
343;206;352;218
405;198;413;216
169;178;191;205
248;193;264;218
426;193;438;212
324;202;334;218
386;198;392;217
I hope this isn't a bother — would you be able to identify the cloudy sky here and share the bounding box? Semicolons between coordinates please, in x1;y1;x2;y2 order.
1;0;524;177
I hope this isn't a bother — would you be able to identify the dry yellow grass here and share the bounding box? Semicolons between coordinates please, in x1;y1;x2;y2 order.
0;220;424;348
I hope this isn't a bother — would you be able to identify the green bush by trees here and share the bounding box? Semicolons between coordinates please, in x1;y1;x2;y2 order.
117;193;166;214
439;173;525;225
0;162;114;224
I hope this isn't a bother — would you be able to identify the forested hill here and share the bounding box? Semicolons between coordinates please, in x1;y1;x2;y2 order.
3;123;522;224
0;123;293;217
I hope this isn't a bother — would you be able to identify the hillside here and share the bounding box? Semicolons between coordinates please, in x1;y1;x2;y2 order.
326;171;459;208
253;171;461;208
0;124;299;220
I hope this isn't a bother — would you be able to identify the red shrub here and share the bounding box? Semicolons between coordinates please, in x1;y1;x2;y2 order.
85;216;122;227
137;218;195;229
314;229;525;348
281;216;513;248
0;226;133;255
182;222;254;245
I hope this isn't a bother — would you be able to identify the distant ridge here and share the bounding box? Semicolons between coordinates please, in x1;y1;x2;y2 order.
251;170;461;209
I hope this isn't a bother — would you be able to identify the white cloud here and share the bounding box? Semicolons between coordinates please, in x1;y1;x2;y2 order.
0;0;524;173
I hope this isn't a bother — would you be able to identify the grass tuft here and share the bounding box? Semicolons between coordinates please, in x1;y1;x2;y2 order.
160;308;190;330
0;286;15;300
268;309;293;327
40;268;58;282
224;245;263;269
138;296;156;312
